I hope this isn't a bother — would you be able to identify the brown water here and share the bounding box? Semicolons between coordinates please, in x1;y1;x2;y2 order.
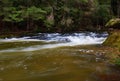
0;41;120;81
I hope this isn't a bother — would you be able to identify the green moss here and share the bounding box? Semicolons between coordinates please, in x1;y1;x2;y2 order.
103;31;120;49
105;18;120;28
114;58;120;66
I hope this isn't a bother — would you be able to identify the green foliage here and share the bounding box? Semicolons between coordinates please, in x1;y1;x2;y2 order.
3;7;23;22
0;0;115;32
92;4;111;25
23;6;47;20
81;0;88;3
114;58;120;66
44;20;54;28
98;0;110;4
111;0;120;16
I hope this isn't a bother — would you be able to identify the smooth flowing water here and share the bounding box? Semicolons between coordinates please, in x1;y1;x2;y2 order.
0;32;119;81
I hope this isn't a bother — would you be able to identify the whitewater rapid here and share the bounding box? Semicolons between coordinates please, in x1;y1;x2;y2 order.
0;32;108;52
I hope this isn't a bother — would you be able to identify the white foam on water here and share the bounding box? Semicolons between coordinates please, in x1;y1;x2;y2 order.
0;32;108;52
0;37;42;42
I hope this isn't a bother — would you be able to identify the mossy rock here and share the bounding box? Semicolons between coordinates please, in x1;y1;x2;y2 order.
103;31;120;49
105;18;120;29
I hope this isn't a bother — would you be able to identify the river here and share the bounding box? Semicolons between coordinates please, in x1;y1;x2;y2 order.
0;32;120;81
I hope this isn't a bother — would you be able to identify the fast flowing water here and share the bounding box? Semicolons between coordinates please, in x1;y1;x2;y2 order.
0;32;119;81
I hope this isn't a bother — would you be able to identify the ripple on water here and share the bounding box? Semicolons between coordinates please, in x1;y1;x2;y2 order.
1;32;120;81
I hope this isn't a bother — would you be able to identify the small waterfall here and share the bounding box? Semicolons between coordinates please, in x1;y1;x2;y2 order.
0;32;108;52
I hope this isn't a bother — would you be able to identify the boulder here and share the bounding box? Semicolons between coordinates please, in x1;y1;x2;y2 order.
105;18;120;29
103;18;120;49
103;31;120;49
